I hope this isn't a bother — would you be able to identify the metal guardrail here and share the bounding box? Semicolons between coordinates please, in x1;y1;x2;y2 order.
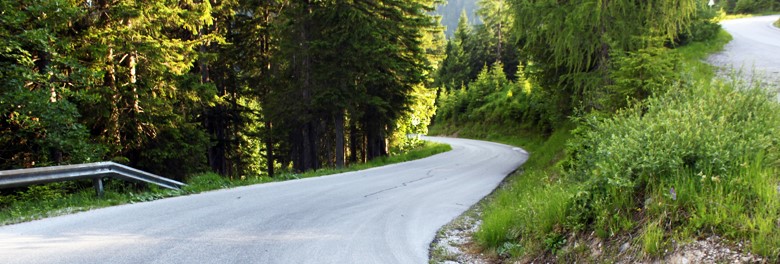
0;162;186;196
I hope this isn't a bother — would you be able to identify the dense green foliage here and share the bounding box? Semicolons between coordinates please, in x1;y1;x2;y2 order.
510;0;700;114
0;1;443;183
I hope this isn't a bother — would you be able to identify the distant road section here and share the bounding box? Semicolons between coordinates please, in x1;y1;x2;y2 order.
0;137;527;264
708;15;780;84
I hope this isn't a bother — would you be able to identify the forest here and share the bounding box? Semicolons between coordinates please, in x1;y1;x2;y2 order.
0;0;444;180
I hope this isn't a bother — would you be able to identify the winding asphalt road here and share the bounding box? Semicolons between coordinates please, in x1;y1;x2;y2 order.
708;15;780;84
0;137;527;263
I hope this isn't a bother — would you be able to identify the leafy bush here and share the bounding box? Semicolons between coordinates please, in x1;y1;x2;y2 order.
565;77;780;253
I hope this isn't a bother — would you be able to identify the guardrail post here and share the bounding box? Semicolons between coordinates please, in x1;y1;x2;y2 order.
93;177;104;197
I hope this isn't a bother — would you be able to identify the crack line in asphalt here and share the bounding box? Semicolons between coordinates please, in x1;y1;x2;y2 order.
362;169;441;198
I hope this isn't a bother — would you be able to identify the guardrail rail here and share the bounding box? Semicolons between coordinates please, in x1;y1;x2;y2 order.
0;162;186;196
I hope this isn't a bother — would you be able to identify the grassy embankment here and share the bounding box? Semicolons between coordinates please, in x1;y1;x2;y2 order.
432;29;780;261
0;141;451;225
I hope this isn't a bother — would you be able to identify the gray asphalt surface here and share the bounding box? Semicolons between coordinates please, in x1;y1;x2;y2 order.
708;15;780;84
0;137;527;264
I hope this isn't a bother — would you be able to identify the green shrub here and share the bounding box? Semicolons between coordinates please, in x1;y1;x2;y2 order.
565;77;780;255
674;2;721;45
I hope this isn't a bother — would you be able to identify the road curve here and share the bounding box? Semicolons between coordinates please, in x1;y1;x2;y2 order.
0;137;527;264
707;15;780;84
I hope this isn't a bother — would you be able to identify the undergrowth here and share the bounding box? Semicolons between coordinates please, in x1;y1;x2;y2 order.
434;27;780;262
0;141;451;225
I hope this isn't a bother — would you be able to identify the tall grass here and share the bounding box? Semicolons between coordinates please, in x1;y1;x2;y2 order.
0;141;451;225
462;123;574;256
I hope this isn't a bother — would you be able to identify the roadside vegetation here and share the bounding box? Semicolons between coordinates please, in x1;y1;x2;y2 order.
431;0;780;262
0;141;450;226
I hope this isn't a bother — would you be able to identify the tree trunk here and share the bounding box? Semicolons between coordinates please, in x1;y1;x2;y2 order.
334;111;345;168
37;51;63;164
105;47;121;150
325;120;334;168
297;2;318;172
497;21;502;63
126;16;142;150
261;6;274;176
349;120;359;164
129;50;140;114
209;101;228;176
366;120;379;160
265;120;274;177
